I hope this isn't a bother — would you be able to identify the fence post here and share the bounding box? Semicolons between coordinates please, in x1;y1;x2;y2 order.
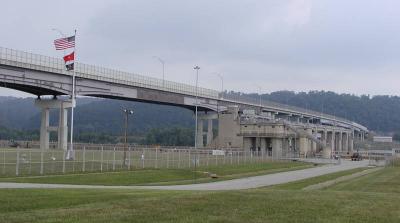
178;149;181;168
167;149;169;169
15;148;20;176
223;151;226;164
29;150;32;175
155;148;158;168
128;147;131;170
62;150;66;174
100;146;103;172
113;147;116;171
82;146;86;172
3;149;5;175
215;151;218;166
207;151;209;166
142;149;145;169
230;149;233;165
188;149;191;168
91;150;95;171
40;149;44;175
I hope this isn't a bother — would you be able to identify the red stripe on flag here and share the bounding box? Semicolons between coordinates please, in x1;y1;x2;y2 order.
63;52;75;63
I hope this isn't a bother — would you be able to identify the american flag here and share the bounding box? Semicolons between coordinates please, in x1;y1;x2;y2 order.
54;35;75;50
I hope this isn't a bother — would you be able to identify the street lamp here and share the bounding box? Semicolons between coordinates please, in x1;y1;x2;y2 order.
216;73;224;99
255;85;262;107
123;109;134;166
153;56;165;88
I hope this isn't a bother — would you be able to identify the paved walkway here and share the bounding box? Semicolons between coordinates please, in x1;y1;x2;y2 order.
0;160;370;191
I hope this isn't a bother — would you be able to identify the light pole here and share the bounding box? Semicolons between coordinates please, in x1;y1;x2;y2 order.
153;56;165;88
193;65;200;182
123;109;134;166
255;85;262;107
216;73;224;99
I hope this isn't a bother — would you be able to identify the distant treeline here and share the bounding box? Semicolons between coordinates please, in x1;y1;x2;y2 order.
1;90;400;145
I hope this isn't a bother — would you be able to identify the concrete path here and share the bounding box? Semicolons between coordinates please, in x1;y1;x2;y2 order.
0;160;370;191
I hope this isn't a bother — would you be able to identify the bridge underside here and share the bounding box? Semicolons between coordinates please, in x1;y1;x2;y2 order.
0;82;65;96
0;64;368;159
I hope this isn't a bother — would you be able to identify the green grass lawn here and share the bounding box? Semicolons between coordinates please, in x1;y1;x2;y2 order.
1;166;399;222
0;161;313;186
327;166;400;193
270;167;369;190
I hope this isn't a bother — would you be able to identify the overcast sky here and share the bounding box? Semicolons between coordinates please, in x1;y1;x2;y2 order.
2;0;400;97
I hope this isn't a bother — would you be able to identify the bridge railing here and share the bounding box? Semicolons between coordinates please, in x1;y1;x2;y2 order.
223;93;351;125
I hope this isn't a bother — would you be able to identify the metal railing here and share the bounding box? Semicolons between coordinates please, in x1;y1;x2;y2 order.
0;47;219;99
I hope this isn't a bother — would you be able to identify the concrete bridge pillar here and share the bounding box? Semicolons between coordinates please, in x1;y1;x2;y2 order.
349;132;354;152
197;119;204;148
310;129;316;154
338;132;343;152
198;112;218;148
35;99;73;151
58;104;68;151
343;132;349;153
206;119;213;146
39;108;50;150
331;130;335;156
271;138;283;158
299;137;309;157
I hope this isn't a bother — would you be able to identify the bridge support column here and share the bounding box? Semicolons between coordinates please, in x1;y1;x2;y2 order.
197;112;218;148
299;137;309;157
343;132;349;153
331;130;335;157
349;131;354;152
206;119;213;146
310;129;317;155
35;98;72;151
338;132;343;153
39;108;50;150
197;119;204;148
271;138;283;159
58;104;68;151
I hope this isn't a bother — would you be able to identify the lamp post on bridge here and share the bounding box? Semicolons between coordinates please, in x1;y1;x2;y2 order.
123;109;134;166
153;56;165;88
215;73;224;99
255;85;262;107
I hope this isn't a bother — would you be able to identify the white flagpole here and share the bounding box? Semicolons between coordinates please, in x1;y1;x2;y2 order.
68;29;77;160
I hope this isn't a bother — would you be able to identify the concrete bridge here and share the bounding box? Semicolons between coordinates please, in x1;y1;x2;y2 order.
0;47;368;158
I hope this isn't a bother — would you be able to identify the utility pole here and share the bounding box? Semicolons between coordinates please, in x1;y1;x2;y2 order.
123;109;133;166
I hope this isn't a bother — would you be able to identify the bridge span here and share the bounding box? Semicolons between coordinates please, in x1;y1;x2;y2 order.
0;47;368;158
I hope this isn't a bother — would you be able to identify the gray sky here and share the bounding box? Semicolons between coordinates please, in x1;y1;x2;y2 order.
2;0;400;97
